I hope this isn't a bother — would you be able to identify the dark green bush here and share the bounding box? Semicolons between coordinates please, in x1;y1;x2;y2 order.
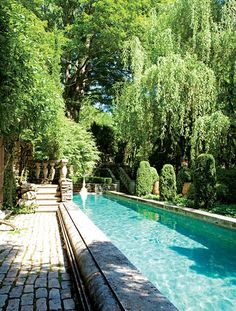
216;168;236;203
193;154;216;209
176;167;192;193
160;164;176;201
136;161;153;196
187;183;195;200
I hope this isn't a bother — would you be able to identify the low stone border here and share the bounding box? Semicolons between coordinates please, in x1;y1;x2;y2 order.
58;202;178;311
108;191;236;230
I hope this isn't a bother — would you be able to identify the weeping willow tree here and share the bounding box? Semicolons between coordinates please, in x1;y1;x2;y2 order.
115;0;235;168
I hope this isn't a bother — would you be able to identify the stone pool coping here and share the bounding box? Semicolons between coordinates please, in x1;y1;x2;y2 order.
58;201;178;311
108;191;236;231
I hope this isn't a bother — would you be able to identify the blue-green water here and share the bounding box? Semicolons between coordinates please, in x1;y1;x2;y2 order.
74;193;236;311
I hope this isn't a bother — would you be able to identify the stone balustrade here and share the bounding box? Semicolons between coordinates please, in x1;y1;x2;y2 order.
34;159;73;202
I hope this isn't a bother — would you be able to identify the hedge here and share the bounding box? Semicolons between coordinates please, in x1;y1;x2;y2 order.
176;167;192;194
193;153;216;209
160;164;176;201
136;161;153;196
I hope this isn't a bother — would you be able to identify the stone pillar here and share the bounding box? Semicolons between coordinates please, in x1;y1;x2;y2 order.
60;180;73;202
42;161;49;182
49;161;56;183
60;159;68;181
0;137;4;205
35;162;41;180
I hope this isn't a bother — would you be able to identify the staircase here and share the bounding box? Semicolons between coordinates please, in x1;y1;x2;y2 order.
36;185;61;212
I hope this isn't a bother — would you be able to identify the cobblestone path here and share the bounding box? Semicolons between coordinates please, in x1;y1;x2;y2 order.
0;213;78;311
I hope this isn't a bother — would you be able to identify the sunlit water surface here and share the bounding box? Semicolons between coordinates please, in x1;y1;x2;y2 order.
74;193;236;311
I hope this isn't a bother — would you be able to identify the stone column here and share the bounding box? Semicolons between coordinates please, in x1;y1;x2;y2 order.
35;162;41;180
49;161;56;183
42;161;49;182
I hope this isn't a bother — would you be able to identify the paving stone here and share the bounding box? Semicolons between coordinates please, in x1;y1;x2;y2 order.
21;293;34;306
6;298;20;311
49;299;61;310
23;285;33;293
0;294;8;308
36;298;47;311
15;278;26;286
61;273;70;281
48;278;60;289
49;289;60;300
48;272;58;279
61;281;70;290
36;288;47;299
25;275;37;285
61;289;72;300
0;285;11;294
63;298;75;310
3;278;16;285
0;274;5;282
20;306;34;311
0;263;10;274
35;278;47;288
9;286;23;298
7;269;18;278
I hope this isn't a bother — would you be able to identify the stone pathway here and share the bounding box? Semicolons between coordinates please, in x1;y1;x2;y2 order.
0;213;78;311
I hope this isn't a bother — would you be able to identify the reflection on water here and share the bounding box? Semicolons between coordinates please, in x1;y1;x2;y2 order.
74;193;236;311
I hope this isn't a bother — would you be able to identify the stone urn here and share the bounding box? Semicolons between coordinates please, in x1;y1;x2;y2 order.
152;181;160;195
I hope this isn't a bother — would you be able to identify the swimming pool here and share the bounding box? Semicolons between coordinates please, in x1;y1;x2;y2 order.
73;193;236;311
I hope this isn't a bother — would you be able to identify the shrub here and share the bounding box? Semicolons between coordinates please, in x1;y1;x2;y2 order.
176;167;192;193
187;183;195;200
136;161;153;196
150;167;159;184
193;154;216;209
216;168;236;203
160;164;177;201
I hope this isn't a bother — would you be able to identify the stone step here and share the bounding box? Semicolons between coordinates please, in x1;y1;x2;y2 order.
37;200;60;206
37;188;59;194
35;206;59;212
36;193;60;200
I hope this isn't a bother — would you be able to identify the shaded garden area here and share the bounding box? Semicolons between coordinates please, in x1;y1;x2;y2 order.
0;0;235;215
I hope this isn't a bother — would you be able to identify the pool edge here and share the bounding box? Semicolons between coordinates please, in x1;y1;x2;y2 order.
58;201;178;311
107;191;236;231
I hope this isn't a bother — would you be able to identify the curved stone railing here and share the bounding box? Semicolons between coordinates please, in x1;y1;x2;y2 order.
118;167;135;194
58;202;178;311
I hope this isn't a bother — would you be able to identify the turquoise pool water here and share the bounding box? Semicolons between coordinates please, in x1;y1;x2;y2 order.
74;193;236;311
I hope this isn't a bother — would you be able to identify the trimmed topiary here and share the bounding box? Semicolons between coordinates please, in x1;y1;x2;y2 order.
176;167;192;193
160;164;176;201
193;153;216;209
136;161;153;196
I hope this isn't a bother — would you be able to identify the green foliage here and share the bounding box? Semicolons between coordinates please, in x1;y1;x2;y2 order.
191;111;230;163
207;203;236;218
150;167;159;184
193;153;216;209
143;194;160;201
160;164;176;201
136;161;153;196
13;203;36;214
216;168;236;203
3;165;16;208
115;0;236;168
187;183;195;200
61;119;100;177
176;167;192;193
